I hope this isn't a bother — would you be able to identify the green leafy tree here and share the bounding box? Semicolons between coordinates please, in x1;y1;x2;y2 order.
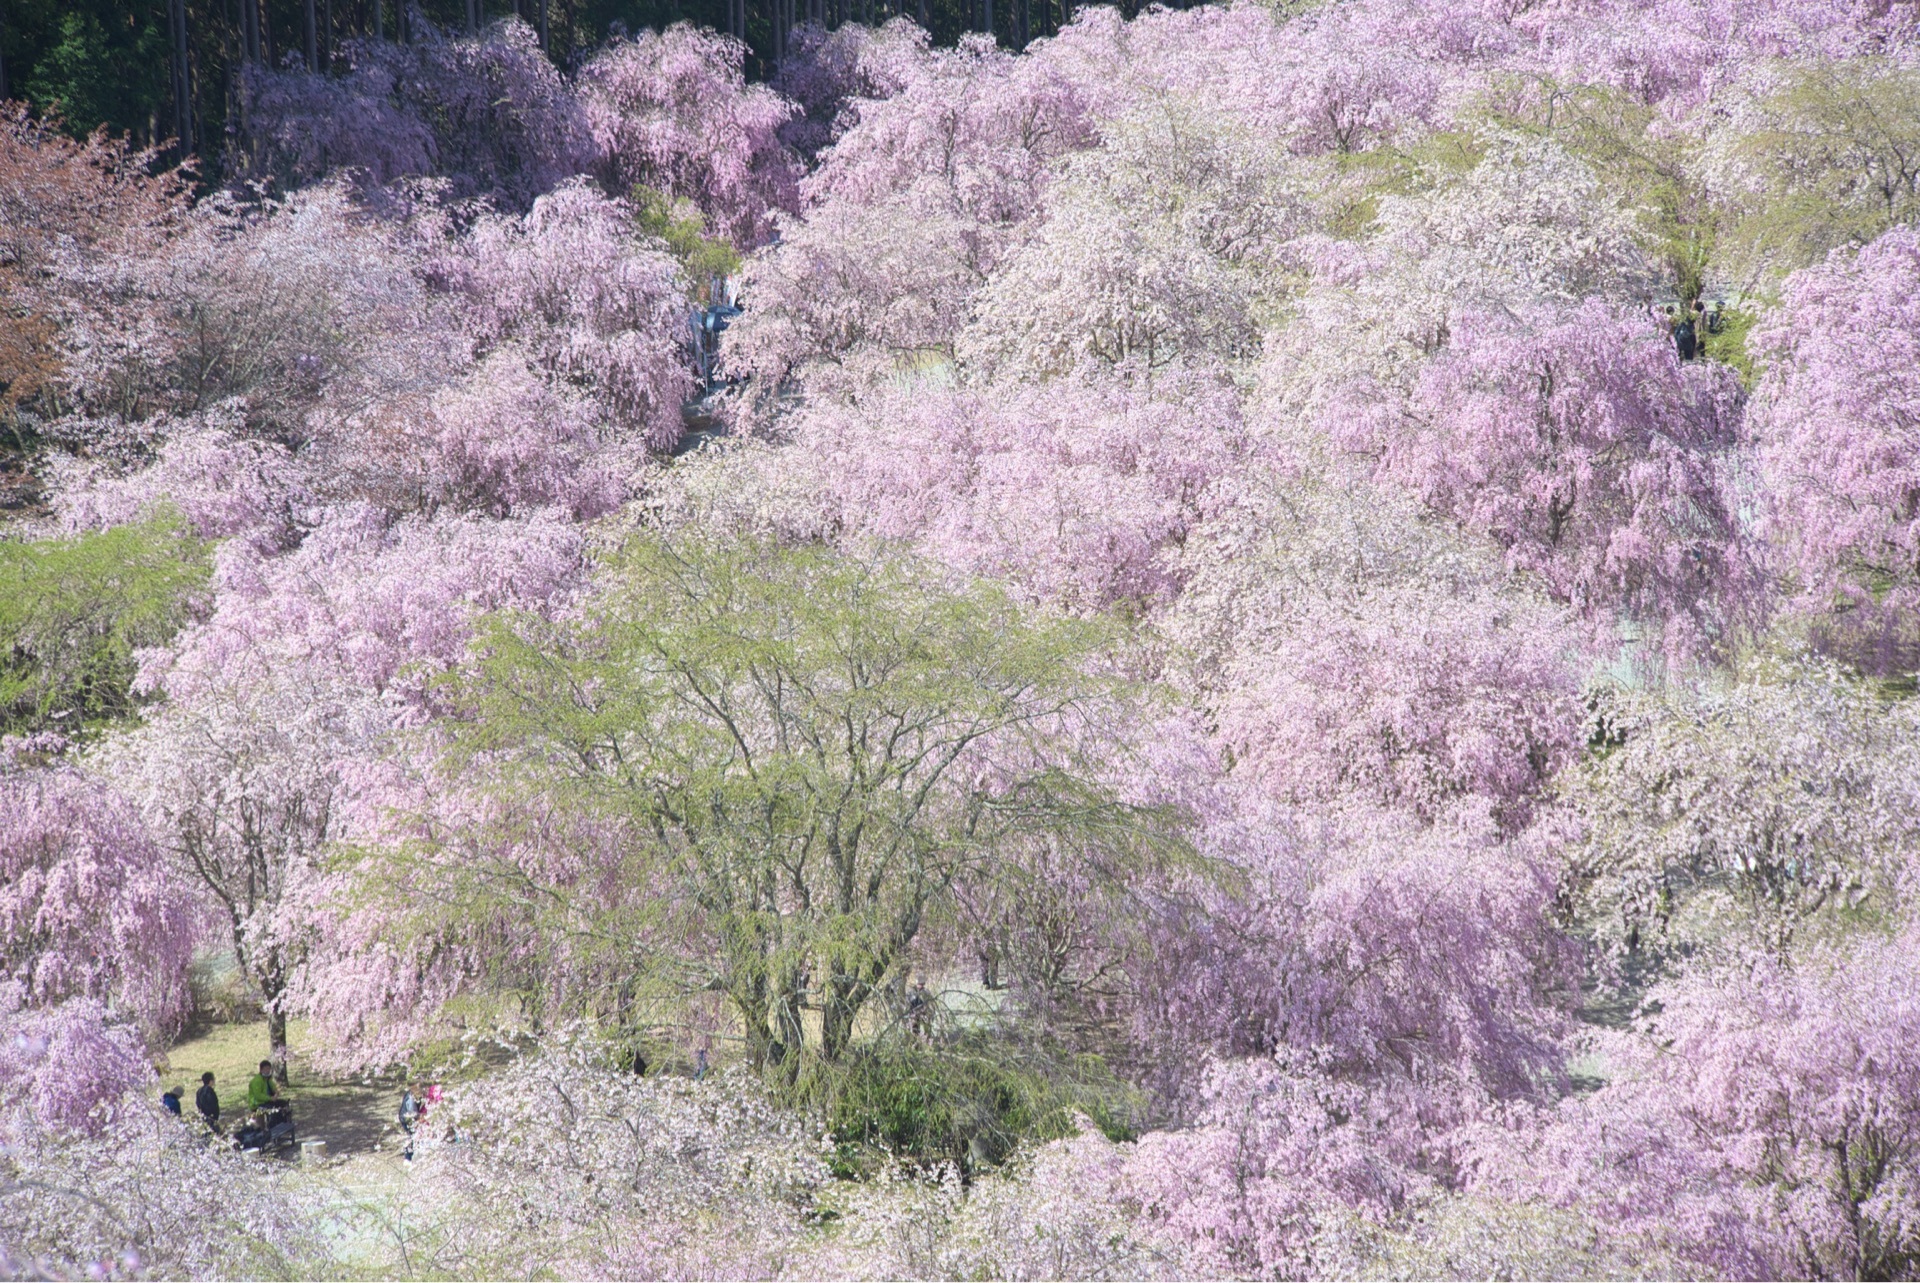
20;9;167;144
633;184;742;296
1717;57;1920;285
386;534;1182;1081
0;514;210;736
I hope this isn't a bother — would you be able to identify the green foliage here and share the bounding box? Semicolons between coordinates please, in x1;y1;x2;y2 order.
633;184;743;294
420;533;1187;1088
803;1032;1143;1176
0;514;210;736
1476;81;1712;299
1325;129;1485;240
18;7;167;144
1718;58;1920;284
1698;303;1761;385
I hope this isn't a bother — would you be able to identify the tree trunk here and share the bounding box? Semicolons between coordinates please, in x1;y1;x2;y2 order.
304;0;318;71
820;972;869;1062
170;0;194;155
539;0;549;48
266;1007;290;1082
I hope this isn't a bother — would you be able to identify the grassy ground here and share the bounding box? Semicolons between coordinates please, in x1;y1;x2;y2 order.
160;1019;405;1160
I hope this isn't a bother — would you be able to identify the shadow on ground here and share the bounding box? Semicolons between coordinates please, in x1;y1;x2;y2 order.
161;1018;406;1160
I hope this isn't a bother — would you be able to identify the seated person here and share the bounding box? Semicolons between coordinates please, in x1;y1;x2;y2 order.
161;1085;185;1116
247;1060;279;1109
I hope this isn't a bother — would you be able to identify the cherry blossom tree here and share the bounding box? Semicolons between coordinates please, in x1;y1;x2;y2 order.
579;24;800;249
1748;225;1920;671
1563;657;1920;959
1327;299;1749;663
242;18;593;208
0;761;196;1036
441;179;691;452
0;106;186;440
955;105;1309;381
779;365;1247;612
726;31;1100;400
1471;929;1920;1280
0;1011;321;1276
97;669;378;1069
0;993;154;1137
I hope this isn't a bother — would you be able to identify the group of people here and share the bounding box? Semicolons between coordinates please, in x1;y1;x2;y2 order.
160;1059;283;1142
1656;297;1728;361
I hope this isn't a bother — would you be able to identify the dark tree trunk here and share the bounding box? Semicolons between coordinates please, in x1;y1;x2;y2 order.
540;0;550;49
304;0;318;70
170;0;194;154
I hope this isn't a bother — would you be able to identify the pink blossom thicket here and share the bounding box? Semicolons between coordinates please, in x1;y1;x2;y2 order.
1336;300;1748;662
784;367;1246;611
769;21;926;160
444;179;691;451
403;1042;830;1277
1114;811;1577;1271
1471;929;1920;1279
1749;225;1920;670
0;766;195;1035
55;415;300;552
145;506;584;714
727;31;1100;396
1216;586;1582;832
0;993;152;1136
1515;0;1920;107
955;108;1309;381
0;1066;320;1275
580;24;800;248
56;182;436;442
242;19;593;207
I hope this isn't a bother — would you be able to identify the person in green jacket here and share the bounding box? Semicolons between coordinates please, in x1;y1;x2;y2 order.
246;1060;278;1109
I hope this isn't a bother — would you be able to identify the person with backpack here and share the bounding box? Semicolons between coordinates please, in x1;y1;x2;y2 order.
195;1071;221;1133
1673;304;1698;361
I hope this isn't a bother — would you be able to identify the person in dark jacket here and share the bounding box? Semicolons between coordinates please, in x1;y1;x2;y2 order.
161;1085;184;1116
195;1071;221;1132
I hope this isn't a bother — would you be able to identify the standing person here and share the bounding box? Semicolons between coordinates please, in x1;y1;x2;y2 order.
694;1041;710;1082
1673;303;1698;361
906;980;932;1038
195;1072;221;1132
246;1060;278;1109
398;1083;422;1160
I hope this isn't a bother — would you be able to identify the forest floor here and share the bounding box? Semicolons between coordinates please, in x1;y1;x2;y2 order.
160;1019;407;1161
